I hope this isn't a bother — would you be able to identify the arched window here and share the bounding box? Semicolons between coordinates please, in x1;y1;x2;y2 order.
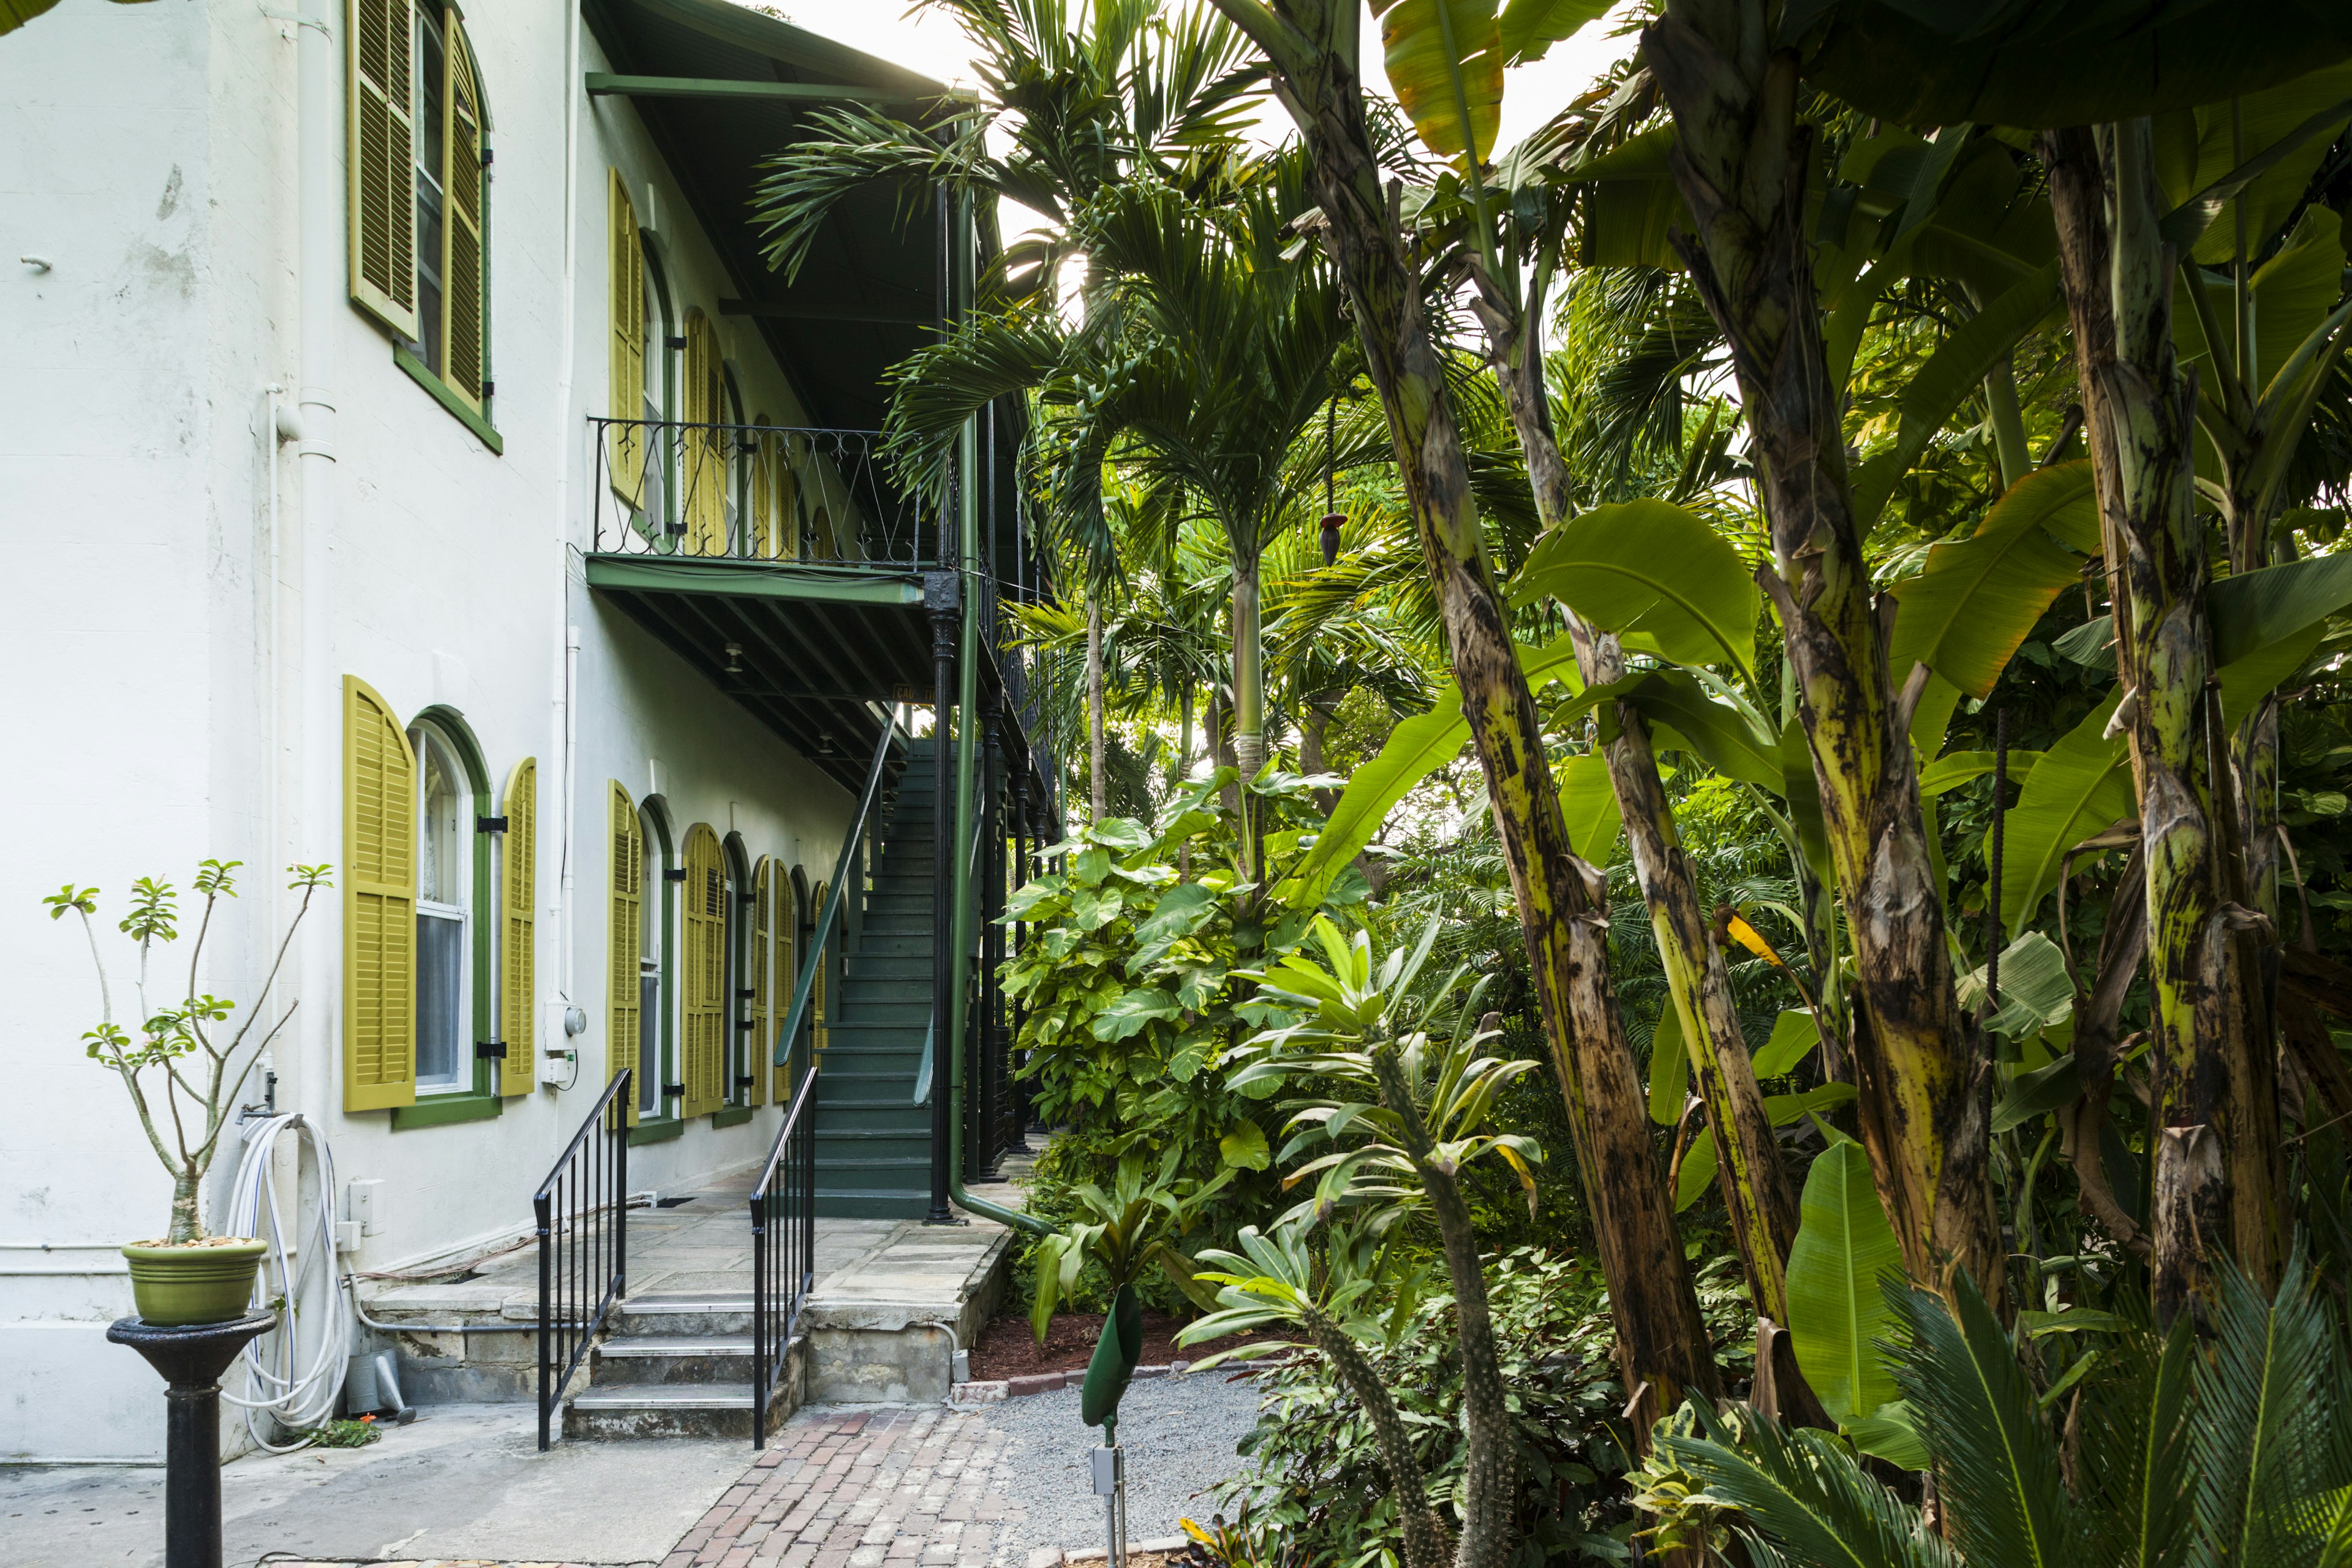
638;799;671;1120
723;832;752;1109
410;718;475;1095
679;824;726;1115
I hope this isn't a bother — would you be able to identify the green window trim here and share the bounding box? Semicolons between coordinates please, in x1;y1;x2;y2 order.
392;1087;504;1130
709;1105;753;1129
627;1116;685;1146
395;342;505;453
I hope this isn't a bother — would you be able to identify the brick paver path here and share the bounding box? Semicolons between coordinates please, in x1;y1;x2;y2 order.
663;1407;1031;1568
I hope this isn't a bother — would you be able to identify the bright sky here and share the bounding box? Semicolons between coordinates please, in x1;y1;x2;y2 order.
755;1;1646;243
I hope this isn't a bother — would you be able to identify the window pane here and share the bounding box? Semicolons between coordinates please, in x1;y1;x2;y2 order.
414;11;447;375
420;740;463;905
417;910;464;1088
638;974;660;1113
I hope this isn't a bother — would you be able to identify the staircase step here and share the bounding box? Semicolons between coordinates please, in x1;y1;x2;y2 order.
590;1334;758;1385
813;1188;930;1219
565;1381;785;1441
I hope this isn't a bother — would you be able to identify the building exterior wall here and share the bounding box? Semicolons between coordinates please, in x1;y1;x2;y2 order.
1;0;861;1460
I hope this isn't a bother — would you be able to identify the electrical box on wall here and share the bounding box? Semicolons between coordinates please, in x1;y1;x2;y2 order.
346;1178;383;1237
541;1002;587;1085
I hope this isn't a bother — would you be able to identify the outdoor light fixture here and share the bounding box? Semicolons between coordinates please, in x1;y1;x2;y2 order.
724;641;745;676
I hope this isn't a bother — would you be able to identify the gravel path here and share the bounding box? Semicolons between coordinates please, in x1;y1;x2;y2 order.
980;1370;1268;1558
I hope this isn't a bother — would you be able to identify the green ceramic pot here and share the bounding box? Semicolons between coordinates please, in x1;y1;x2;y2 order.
121;1238;268;1327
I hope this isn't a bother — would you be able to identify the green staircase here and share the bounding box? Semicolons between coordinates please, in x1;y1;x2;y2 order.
813;737;940;1218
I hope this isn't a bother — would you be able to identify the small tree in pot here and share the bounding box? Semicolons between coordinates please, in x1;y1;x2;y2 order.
46;859;331;1324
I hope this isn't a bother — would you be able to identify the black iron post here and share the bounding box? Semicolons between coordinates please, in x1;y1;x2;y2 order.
109;1311;276;1568
1005;761;1033;1153
981;692;1006;1171
925;567;960;1224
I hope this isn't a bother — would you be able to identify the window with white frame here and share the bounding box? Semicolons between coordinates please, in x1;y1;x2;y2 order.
412;723;472;1093
638;804;665;1117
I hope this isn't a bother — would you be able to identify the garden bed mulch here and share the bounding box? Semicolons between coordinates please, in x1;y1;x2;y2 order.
967;1308;1278;1380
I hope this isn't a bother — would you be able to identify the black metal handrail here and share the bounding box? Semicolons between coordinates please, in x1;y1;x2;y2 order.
749;1065;818;1447
587;417;936;568
533;1067;631;1451
771;718;901;1087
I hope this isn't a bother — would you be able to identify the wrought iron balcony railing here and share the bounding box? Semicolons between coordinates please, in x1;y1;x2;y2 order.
588;417;937;569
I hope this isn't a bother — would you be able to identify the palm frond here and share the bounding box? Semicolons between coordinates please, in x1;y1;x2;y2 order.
1657;1405;1959;1568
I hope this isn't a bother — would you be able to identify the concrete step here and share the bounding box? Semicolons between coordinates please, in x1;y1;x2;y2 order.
812;1188;930;1219
614;1296;755;1336
564;1379;788;1441
590;1333;757;1385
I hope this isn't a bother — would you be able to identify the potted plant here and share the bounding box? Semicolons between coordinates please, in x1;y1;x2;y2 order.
45;860;331;1325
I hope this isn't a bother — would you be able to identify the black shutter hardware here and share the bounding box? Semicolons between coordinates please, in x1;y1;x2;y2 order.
664;867;688;883
477;815;510;834
475;1041;508;1060
734;1074;756;1090
663;1082;685;1098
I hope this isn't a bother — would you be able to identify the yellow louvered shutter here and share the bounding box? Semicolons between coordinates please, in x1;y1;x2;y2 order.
498;758;536;1096
608;783;642;1125
344;677;418;1110
750;416;775;559
679;825;726;1116
748;858;772;1106
607;171;646;507
810;878;830;1057
346;0;419;338
680;311;726;555
773;875;798;1102
441;16;486;410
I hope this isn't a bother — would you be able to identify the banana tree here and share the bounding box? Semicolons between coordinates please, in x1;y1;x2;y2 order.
1225;914;1546;1568
1208;0;1722;1441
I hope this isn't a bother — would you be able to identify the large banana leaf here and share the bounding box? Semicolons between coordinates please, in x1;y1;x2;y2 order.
1279;637;1581;908
1850;260;2065;524
1751;1008;1821;1079
1919;748;2045;799
1372;0;1503;168
1998;690;2132;931
2179;208;2352;399
2209;551;2352;669
1562;127;1692;270
1793;2;2352;130
1496;0;1611;66
1511;498;1758;677
1888;462;2097;699
1785;1139;1904;1426
1605;671;1781;790
1887;1275;2073;1568
1556;749;1624;867
1646;1001;1688;1126
2154;59;2352;266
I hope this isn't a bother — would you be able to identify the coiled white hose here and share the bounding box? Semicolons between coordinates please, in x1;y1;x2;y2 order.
223;1113;352;1450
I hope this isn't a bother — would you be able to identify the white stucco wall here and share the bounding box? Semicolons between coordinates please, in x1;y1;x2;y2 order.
1;0;862;1460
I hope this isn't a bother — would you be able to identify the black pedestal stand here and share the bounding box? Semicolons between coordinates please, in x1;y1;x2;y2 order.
108;1311;277;1568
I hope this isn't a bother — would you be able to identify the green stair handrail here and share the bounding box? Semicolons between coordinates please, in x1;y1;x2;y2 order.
767;718;902;1091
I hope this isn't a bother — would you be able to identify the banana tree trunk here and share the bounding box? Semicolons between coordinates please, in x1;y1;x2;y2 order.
2044;119;2282;1315
1476;280;1811;1404
1087;590;1107;822
1212;0;1719;1446
1647;4;1999;1303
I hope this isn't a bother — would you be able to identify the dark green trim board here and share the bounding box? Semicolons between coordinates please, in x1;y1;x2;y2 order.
392;1090;503;1130
719;298;932;325
584;72;959;105
395;344;505;453
710;1106;754;1129
627;1117;684;1146
584;556;925;606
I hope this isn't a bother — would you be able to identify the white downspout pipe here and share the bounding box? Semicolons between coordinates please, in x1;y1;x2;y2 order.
296;0;339;1137
551;0;584;1077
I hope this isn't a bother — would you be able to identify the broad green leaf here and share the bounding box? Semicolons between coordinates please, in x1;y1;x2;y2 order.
1956;931;2076;1041
1556;751;1624;866
1888;463;2095;699
1128;883;1218;973
2218;620;2326;727
1919;749;2045;799
1087;818;1149;850
1852;260;2065;529
2154;61;2352;267
1071;846;1111;887
1496;0;1609;66
1070;884;1125;931
1512;499;1758;678
1219;1120;1270;1172
1999;690;2133;931
1647;1003;1689;1127
1992;1053;2082;1136
1798;5;2352;130
1779;715;1834;890
1785;1140;1905;1426
1751;1009;1820;1080
1373;0;1504;168
1574;135;1692;270
1675;1127;1717;1211
2181;209;2351;402
1842;1400;1931;1472
1090;987;1179;1043
1610;672;1782;789
1279;637;1581;908
2208;552;2352;669
2054;614;2118;671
